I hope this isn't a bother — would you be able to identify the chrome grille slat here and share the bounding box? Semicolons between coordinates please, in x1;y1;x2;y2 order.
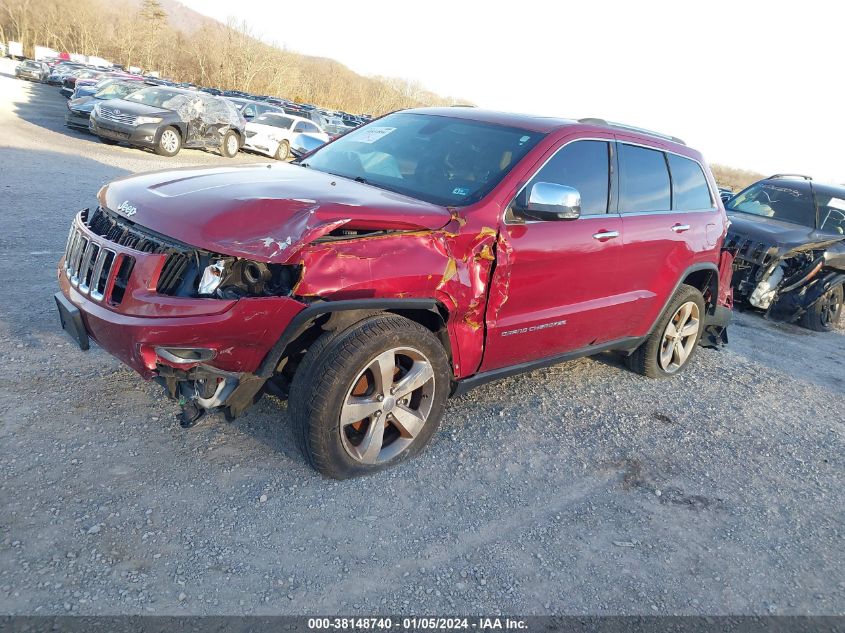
70;236;89;286
90;249;116;301
86;248;107;296
64;229;79;278
77;242;98;292
98;107;138;126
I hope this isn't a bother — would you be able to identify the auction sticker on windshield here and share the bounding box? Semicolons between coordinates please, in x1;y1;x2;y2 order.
352;126;396;143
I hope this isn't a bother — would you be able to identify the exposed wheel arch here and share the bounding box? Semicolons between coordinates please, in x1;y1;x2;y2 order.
644;263;720;339
256;299;453;382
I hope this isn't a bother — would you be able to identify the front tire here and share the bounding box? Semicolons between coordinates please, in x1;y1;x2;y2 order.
155;126;181;157
626;284;705;378
289;315;450;479
221;130;239;158
801;284;843;332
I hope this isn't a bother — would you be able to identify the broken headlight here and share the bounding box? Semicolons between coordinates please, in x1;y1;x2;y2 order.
198;260;226;295
197;258;300;299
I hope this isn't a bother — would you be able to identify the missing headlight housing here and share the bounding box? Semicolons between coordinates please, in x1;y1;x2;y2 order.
195;258;300;299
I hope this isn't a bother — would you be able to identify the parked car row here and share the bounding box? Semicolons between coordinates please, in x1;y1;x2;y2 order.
13;57;338;160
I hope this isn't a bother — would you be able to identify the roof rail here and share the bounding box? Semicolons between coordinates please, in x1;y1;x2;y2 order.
766;174;812;181
577;117;686;146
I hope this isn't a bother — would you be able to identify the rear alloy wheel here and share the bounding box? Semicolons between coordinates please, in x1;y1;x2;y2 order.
289;315;450;479
275;139;290;161
801;284;843;332
221;130;239;158
626;284;705;378
155;126;181;157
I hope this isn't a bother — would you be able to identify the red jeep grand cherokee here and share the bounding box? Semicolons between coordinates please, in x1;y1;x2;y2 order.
56;108;733;478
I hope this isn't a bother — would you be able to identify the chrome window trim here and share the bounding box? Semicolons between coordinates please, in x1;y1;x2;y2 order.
504;137;616;226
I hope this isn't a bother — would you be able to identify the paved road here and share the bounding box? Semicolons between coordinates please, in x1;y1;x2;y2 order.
0;60;843;616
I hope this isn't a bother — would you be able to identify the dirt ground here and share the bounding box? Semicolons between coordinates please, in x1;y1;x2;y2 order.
0;59;843;616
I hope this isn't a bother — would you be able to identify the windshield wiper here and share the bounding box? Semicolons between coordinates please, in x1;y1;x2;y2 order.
353;176;369;184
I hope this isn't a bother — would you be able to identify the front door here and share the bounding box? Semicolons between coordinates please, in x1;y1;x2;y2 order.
481;137;636;372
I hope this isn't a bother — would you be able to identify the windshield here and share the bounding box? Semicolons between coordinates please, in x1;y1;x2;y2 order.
96;82;141;100
254;114;293;129
302;112;545;206
124;87;182;108
726;181;816;227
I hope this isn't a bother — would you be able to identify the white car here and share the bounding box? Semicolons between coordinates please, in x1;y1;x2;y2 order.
243;113;328;160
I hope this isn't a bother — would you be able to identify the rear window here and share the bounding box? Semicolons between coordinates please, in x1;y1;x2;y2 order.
668;154;712;210
619;144;671;212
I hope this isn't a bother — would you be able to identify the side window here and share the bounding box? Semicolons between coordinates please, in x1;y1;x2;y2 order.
525;140;610;215
304;122;319;133
618;144;671;212
293;122;308;132
668;154;712;210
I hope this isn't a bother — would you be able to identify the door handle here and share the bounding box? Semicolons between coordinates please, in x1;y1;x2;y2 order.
671;223;691;233
592;230;620;241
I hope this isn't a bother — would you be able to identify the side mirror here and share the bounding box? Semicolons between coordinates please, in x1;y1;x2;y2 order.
515;182;581;221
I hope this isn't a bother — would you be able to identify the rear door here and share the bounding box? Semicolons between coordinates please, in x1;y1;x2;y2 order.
616;139;718;335
481;135;637;371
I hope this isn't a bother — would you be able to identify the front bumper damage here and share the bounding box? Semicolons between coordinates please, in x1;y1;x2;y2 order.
725;230;845;322
56;209;308;426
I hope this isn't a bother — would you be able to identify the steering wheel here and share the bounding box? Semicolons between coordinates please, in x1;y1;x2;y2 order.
821;208;845;234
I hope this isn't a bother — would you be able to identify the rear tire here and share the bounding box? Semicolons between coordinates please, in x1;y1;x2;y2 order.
155;126;181;157
289;315;450;479
221;130;239;158
625;284;706;378
801;284;843;332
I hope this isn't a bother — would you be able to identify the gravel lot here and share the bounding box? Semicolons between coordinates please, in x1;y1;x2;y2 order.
0;59;843;617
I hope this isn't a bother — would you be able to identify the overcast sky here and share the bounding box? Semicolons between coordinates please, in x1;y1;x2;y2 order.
181;0;843;183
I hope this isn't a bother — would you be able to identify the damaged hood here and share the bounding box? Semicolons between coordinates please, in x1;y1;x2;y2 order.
98;162;452;262
727;212;845;258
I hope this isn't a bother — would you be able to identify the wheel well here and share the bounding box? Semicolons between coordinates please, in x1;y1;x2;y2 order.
682;268;718;310
164;124;184;140
271;307;452;390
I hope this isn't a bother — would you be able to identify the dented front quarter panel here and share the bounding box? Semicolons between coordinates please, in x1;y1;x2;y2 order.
292;214;501;378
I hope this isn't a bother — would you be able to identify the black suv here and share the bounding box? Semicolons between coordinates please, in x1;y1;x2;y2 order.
725;175;845;331
89;86;246;157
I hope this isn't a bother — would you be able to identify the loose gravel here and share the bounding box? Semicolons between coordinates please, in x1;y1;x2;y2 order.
0;59;843;616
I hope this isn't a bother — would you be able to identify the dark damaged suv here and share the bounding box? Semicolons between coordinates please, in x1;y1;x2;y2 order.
55;108;734;478
725;175;845;330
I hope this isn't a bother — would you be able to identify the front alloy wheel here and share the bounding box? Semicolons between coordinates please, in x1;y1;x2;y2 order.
156;126;181;157
801;284;843;331
340;347;435;464
289;314;450;479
